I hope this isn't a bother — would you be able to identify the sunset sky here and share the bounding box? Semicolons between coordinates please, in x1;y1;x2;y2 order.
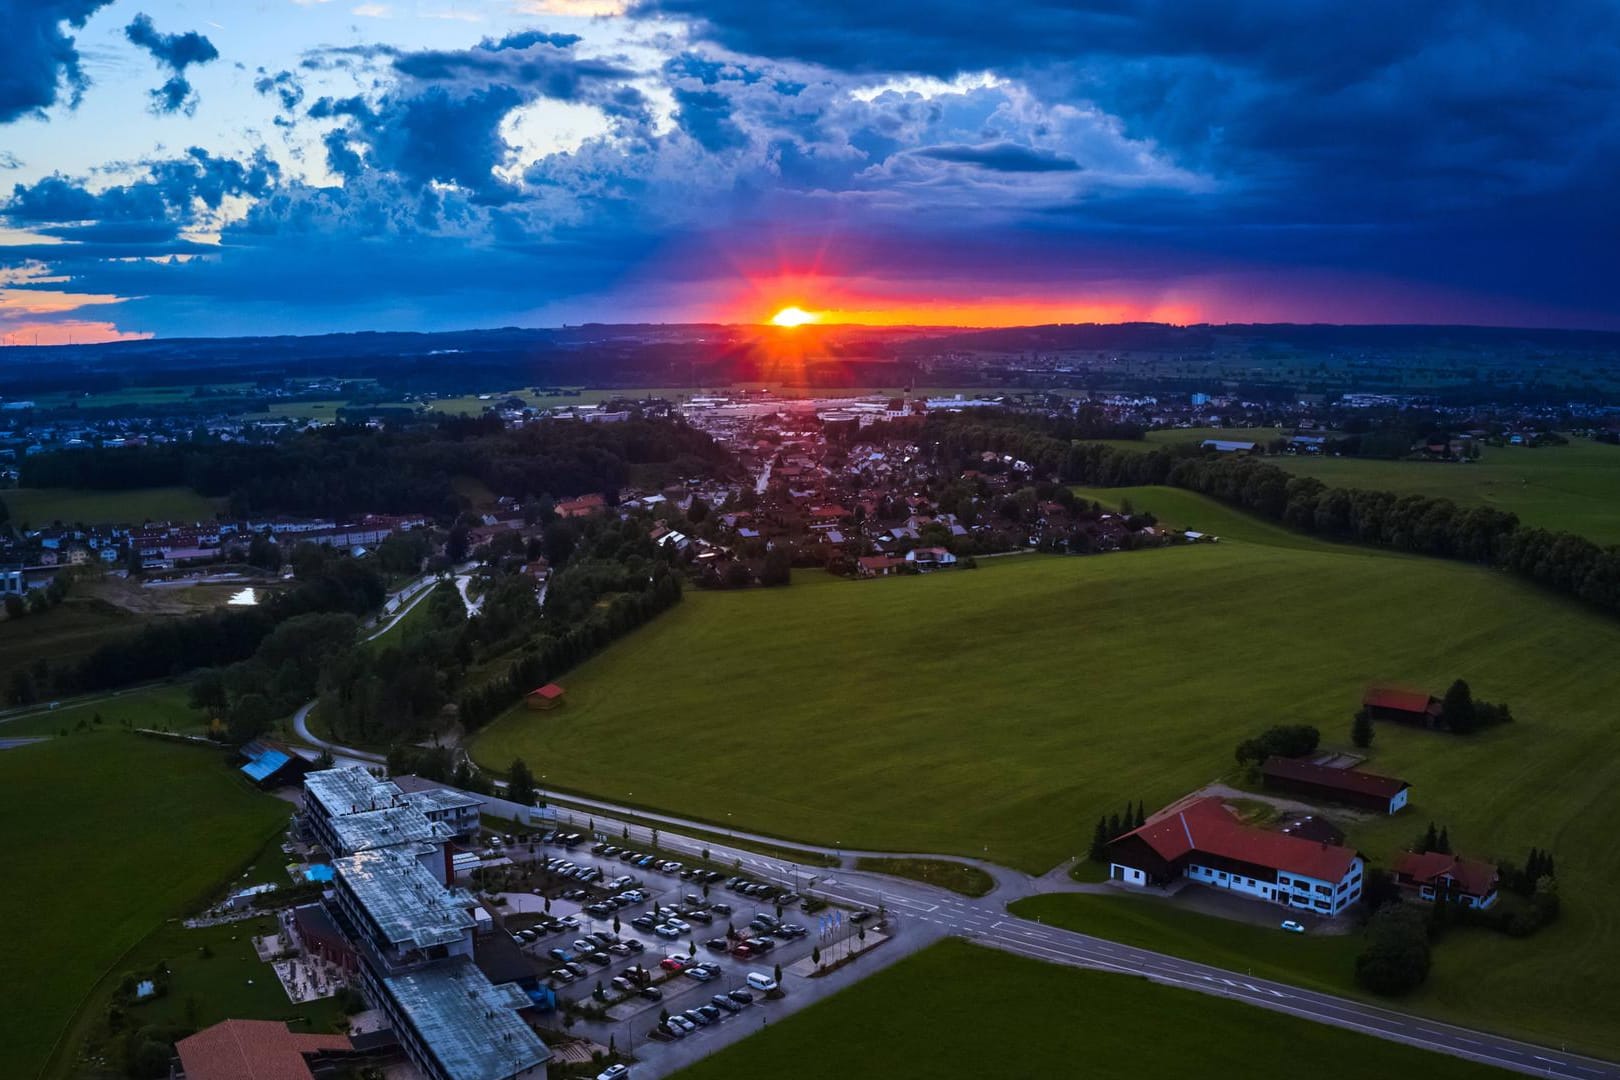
3;1;1619;342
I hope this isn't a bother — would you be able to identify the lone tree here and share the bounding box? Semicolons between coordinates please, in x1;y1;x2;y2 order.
1351;709;1375;749
1442;679;1477;734
507;757;538;807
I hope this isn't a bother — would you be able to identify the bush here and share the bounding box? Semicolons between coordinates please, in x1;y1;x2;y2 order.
1355;903;1430;995
1235;724;1320;766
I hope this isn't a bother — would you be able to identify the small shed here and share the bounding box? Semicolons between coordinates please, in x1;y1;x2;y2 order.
525;683;566;711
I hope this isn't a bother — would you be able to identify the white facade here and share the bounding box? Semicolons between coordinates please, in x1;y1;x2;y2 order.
1111;856;1365;917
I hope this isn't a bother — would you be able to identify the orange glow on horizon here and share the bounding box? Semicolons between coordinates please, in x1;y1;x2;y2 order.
769;306;820;327
717;272;1200;329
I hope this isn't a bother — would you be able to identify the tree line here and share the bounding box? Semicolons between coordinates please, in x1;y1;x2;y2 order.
17;414;733;520
50;551;386;697
917;410;1620;620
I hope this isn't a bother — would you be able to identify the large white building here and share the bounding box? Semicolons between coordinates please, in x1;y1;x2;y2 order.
1107;796;1364;917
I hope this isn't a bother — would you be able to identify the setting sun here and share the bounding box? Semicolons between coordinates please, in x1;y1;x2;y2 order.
769;305;820;327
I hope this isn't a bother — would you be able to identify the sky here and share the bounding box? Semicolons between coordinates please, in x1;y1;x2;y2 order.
2;1;1619;343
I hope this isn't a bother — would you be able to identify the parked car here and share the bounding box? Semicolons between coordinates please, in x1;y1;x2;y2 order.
696;1004;722;1022
548;948;572;962
623;939;646;953
659;956;687;972
683;1008;712;1026
746;972;778;992
712;993;743;1013
727;989;754;1005
612;976;634;992
850;910;874;924
685;966;715;982
550;968;575;983
704;937;729;952
596;1065;630;1080
639;985;663;1001
655;924;681;939
709;902;732;915
671;1015;697;1032
1281;920;1306;934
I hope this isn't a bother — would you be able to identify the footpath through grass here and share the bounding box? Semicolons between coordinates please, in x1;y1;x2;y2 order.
0;732;290;1080
854;857;995;897
672;938;1507;1080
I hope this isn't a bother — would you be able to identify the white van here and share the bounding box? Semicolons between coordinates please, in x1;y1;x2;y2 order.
746;971;778;992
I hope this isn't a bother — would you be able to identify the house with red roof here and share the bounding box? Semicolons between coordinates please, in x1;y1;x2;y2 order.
1107;796;1365;916
1260;756;1411;814
1393;851;1500;909
1363;685;1444;727
856;555;907;578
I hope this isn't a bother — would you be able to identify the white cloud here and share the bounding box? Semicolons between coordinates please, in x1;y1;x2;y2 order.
353;3;392;16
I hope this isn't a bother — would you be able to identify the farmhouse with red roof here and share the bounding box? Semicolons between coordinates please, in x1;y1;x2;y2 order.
1393;851;1501;910
1107;796;1365;916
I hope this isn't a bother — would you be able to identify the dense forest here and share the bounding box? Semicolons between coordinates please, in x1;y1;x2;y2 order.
18;415;734;519
921;411;1620;617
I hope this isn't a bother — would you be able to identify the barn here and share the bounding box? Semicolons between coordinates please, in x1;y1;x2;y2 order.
525;683;566;711
1363;686;1444;727
1261;756;1411;814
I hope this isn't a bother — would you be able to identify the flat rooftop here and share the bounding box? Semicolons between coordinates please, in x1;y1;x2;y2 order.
305;766;403;818
382;959;551;1080
327;805;453;855
334;848;475;950
400;785;483;814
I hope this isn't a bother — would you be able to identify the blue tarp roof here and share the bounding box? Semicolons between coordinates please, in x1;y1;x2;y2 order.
241;748;289;782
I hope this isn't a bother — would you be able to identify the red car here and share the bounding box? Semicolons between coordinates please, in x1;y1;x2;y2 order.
659;956;687;972
730;943;754;958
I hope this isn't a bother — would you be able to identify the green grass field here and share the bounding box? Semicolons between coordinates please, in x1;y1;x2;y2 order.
56;915;347;1078
1006;891;1581;1055
0;598;145;692
1010;892;1361;997
0;732;290;1079
473;486;1620;1053
853;857;995;897
1276;439;1620;544
0;682;203;739
672;939;1506;1079
2;486;222;526
1102;430;1620;544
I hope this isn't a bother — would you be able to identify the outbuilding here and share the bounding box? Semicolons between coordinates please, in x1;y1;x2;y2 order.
1260;756;1411;814
525;683;566;711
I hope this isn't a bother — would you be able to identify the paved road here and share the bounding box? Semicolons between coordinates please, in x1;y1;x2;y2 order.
296;757;1619;1077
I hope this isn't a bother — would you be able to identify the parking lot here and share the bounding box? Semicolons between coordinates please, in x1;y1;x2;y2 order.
464;828;871;1048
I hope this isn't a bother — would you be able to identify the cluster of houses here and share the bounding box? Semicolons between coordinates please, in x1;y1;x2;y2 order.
0;513;429;577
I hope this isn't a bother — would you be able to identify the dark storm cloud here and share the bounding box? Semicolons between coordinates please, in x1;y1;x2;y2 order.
913;142;1081;173
124;13;221;114
5;148;280;235
0;0;115;123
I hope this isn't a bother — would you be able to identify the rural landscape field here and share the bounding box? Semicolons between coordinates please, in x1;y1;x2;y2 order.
476;488;1620;1054
0;732;292;1079
671;939;1508;1079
